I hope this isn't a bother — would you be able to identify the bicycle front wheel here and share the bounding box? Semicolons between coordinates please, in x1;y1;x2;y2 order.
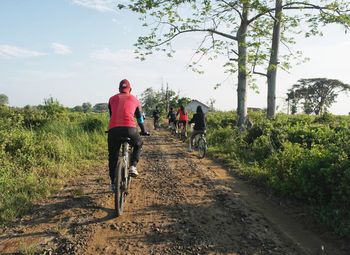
114;160;125;216
197;138;207;158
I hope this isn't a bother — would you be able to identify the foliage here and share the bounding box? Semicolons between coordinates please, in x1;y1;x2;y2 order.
177;97;192;108
118;0;350;123
206;110;350;237
140;86;189;116
93;103;108;113
80;117;104;132
0;103;108;224
82;102;92;113
288;78;350;115
0;94;9;105
72;105;84;112
38;97;66;120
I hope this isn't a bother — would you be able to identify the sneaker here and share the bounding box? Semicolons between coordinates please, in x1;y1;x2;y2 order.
129;166;139;177
110;184;115;192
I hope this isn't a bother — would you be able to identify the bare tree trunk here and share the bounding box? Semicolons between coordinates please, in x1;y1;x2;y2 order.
267;0;283;119
236;4;249;127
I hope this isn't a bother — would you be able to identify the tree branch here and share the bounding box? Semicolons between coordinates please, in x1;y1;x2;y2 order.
218;0;243;21
248;1;350;24
153;22;238;48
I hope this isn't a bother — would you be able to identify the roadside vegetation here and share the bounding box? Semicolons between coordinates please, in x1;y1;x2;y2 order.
206;110;350;237
2;93;350;240
0;98;108;224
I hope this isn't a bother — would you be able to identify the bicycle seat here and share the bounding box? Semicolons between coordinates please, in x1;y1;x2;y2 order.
118;137;131;143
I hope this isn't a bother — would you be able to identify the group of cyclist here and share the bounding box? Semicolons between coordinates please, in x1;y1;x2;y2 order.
155;104;206;152
107;79;206;191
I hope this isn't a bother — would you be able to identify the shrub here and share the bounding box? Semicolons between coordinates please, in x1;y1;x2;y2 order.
206;111;350;237
0;106;108;224
80;117;104;132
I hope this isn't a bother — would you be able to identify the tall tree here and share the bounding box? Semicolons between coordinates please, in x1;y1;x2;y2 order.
118;0;350;123
286;90;298;115
0;94;9;105
93;103;108;113
140;86;180;115
288;78;350;115
118;1;279;126
82;102;92;113
72;105;84;112
253;0;350;118
177;97;192;108
266;0;283;119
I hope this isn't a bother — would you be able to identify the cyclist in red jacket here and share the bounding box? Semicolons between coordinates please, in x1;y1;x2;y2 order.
108;79;149;191
176;105;189;137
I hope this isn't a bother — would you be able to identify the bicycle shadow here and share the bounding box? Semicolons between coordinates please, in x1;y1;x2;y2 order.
0;191;116;242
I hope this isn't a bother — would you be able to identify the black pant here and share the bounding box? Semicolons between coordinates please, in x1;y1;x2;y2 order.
108;127;143;184
153;117;160;129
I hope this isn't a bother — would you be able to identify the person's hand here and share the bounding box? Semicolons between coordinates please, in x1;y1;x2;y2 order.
140;131;150;136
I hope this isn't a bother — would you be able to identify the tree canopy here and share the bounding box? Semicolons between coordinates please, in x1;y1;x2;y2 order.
140;85;191;115
82;102;92;113
93;103;108;113
118;0;350;124
0;94;9;105
287;78;350;115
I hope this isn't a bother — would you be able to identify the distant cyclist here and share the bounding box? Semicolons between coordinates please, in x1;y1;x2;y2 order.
176;105;189;136
188;105;206;151
167;106;177;130
108;79;149;191
152;106;161;129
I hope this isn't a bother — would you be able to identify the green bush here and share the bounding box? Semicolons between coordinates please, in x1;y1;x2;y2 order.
0;106;108;224
80;117;104;132
206;111;350;237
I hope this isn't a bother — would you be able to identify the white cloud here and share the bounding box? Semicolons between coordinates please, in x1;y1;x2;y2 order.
70;0;117;12
51;43;72;55
90;48;135;62
0;44;46;58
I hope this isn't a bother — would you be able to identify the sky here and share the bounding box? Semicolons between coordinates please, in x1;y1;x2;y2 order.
0;0;349;114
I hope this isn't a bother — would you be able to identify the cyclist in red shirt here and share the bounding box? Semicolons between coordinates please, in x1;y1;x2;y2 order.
176;105;189;137
108;79;149;191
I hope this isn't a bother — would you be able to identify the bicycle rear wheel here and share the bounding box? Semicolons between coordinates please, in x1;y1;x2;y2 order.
197;137;207;158
114;160;125;216
180;127;187;142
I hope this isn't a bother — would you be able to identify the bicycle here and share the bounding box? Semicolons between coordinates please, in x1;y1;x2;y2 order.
114;137;132;216
178;122;187;142
193;132;208;158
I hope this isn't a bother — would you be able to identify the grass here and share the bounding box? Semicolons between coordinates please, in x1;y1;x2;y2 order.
19;242;39;255
0;106;108;224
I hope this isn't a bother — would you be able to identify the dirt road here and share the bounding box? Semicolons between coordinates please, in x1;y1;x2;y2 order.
0;127;347;255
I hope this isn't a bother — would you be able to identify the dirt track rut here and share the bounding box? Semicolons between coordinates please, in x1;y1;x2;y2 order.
0;127;347;255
